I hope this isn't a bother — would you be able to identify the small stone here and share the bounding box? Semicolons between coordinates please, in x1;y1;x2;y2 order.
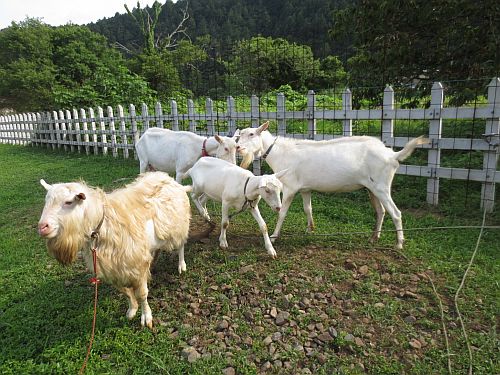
374;302;385;308
328;327;338;338
404;315;417;324
317;332;334;343
273;360;283;368
409;339;422;349
381;273;391;281
272;332;282;341
354;337;365;347
222;367;235;375
403;291;419;299
261;361;272;372
344;259;357;270
181;347;200;363
263;336;273;346
240;264;253;273
275;311;290;326
217;320;229;331
64;280;72;287
270;307;278;318
359;265;369;275
344;333;355;342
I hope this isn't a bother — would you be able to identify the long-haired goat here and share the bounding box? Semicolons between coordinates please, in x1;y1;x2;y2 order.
236;121;429;249
38;172;191;328
136;127;240;182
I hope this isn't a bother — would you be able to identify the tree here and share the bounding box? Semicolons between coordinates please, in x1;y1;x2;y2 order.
331;0;500;102
0;19;155;111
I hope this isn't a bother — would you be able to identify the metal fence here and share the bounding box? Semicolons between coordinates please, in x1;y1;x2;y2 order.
1;78;499;211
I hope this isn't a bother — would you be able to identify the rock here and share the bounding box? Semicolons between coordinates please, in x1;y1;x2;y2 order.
359;265;369;275
404;315;417;324
222;367;235;375
243;336;253;345
354;337;365;347
344;259;357;270
272;332;282;342
273;360;283;368
275;311;290;326
328;327;338;338
344;333;355;342
403;291;419;299
217;320;229;331
381;273;391;281
181;347;200;363
263;336;273;346
261;361;272;372
317;332;334;343
409;339;422;349
374;302;385;308
270;307;278;318
240;265;253;273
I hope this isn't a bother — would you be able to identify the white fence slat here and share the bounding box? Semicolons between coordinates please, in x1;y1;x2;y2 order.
65;110;74;152
426;82;444;205
89;108;98;155
307;90;316;139
98;107;107;155
206;98;215;135
342;88;352;136
155;102;163;128
118;105;129;159
130;104;139;159
107;106;118;157
72;109;82;153
52;111;60;149
382;86;394;144
227;96;236;135
251;95;259;128
277;93;286;136
171;100;179;131
141;103;150;132
187;99;196;132
80;108;90;155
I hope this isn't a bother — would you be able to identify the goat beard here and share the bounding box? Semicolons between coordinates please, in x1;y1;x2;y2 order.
240;152;255;170
46;222;86;266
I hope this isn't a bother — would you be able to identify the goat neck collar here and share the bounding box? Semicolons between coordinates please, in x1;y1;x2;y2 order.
201;138;210;157
262;136;278;160
242;177;257;209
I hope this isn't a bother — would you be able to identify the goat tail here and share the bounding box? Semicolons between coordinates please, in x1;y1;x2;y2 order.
394;136;429;162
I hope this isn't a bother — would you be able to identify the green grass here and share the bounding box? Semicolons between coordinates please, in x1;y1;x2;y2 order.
0;144;499;374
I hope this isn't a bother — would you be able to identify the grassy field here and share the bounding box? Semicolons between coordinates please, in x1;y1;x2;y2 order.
0;144;498;374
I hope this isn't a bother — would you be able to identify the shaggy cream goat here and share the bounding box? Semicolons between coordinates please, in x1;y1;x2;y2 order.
38;172;191;328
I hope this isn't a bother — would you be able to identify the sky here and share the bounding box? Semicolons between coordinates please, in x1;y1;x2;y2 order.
0;0;161;29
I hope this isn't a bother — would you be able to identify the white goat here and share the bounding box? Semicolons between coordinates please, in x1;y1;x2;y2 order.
38;172;191;328
185;157;287;257
237;121;429;249
136;127;239;182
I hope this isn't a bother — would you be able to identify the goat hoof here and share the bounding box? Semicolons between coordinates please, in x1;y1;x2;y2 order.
141;313;153;329
394;243;404;250
178;261;187;274
126;308;138;320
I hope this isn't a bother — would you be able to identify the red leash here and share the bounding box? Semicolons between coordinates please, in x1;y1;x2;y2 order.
79;235;100;374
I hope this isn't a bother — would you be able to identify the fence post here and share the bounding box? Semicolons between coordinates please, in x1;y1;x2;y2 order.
73;109;82;153
27;113;35;146
89;108;98;155
481;77;500;212
251;95;260;128
277;93;286;136
130;104;139;159
307;90;316;139
52;111;60;149
142;103;150;132
107;106;118;157
426;82;444;206
80;108;90;155
227;96;236;135
117;105;129;159
187;99;196;132
171;100;179;131
155;102;163;128
20;113;27;145
98;107;107;155
382;86;394;145
342;88;352;137
206;98;215;136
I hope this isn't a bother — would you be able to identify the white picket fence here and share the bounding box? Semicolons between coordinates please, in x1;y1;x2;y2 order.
1;78;499;211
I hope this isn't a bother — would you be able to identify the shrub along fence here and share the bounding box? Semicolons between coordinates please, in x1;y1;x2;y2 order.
1;79;499;211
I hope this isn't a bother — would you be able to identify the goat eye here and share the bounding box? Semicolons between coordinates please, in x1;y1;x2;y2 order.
225;148;229;152
265;188;271;194
64;201;73;206
250;133;254;137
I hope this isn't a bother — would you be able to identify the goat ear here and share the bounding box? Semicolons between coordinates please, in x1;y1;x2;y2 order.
40;179;52;191
256;121;269;134
232;129;240;140
274;168;289;180
214;134;223;144
75;193;86;201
